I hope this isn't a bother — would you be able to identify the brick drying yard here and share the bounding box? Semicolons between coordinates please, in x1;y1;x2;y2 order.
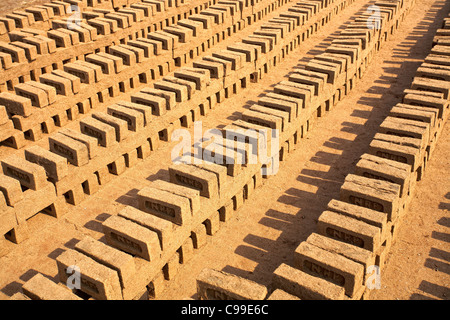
0;0;448;300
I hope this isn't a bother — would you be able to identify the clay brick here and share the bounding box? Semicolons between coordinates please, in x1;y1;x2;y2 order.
25;145;69;181
151;179;201;215
410;77;450;99
22;274;82;300
317;211;382;253
193;59;224;79
164;25;193;43
107;104;144;131
163;76;196;99
75;236;136;289
11;41;37;61
0;92;33;117
137;186;191;226
169;164;219;198
178;237;195;264
64;62;97;84
340;174;401;222
147;30;178;50
188;14;215;29
212;50;246;70
59;128;99;159
39;73;73;96
27;81;57;105
0;52;13;70
0;174;23;206
163;252;180;280
258;96;296;121
289;73;324;96
403;93;448;119
1;155;47;191
56;249;123;300
49;133;89;167
242;109;283;131
96;52;125;73
14;83;48;108
204;210;221;235
140;87;176;110
227;42;260;62
116;100;152;126
109;45;137;66
380;116;430;147
103;215;161;262
174;69;210;90
197;268;268;300
178;19;203;36
92;112;129;142
118;44;146;63
191;223;208;249
267;289;300;300
203;55;233;77
306;60;339;84
80;116;116;147
131;91;167;115
293;242;364;298
118;206;173;251
369;133;422;172
390;104;437;136
249;104;289;130
272;263;345;300
355;153;411;198
86;54;116;75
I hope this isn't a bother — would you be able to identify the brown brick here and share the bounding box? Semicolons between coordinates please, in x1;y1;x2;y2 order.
1;155;47;191
22;274;82;300
80;116;116;147
49;133;89;167
169;164;219;198
25;145;69;181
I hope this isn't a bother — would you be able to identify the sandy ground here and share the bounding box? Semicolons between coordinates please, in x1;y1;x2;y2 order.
0;0;448;300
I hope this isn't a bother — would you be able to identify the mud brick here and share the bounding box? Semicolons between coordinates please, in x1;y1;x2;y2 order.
92;112;129;142
174;69;210;90
270;17;295;32
95;52;124;74
163;76;196;99
11;41;37;61
403;93;448;119
0;17;15;32
0;52;13;70
49;132;90;167
22;274;82;300
197;268;268;300
272;263;345;300
63;62;96;84
9;292;31;300
103;215;161;262
152;179;201;215
254;28;282;45
56;249;122;300
80;117;116;147
148;30;178;51
27;82;57;106
138;186;191;226
0;92;33;117
0;174;23;206
178;237;195;264
261;22;289;38
178;19;203;36
355;153;411;199
379;116;429;150
424;54;450;66
86;54;116;75
5;13;30;28
249;104;289;130
154;80;190;103
369;133;422;171
326;45;358;64
243;35;272;54
108;46;136;66
75;236;136;290
340;174;401;222
267;289;300;300
416;66;450;82
411;77;450;100
306;60;339;84
188;13;215;29
294;241;364;298
105;13;129;28
273;84;309;108
212;50;246;71
164;25;194;43
118;44;146;63
118;206;173;251
116;101;152;126
39;73;73;96
59;128;99;159
57;28;80;46
289;73;324;97
279;81;313;103
256;97;296;122
47;29;71;48
14;83;48;108
131;91;167;115
191;223;208;249
265;92;303;117
307;232;375;273
163;252;180;280
429;44;450;56
169;164;219;198
107;105;144;132
1;155;47;191
242;108;283;131
317;210;382;253
203;210;220;236
88;18;111;35
119;8;144;22
135;38;163;56
126;40;153;59
193;59;224;79
390;104;437;137
4;222;29;243
203;56;233;77
227;42;260;62
25;145;68;181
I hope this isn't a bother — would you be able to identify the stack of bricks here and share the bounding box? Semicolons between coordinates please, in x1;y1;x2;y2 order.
0;0;353;252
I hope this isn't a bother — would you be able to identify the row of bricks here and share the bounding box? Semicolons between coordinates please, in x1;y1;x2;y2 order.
195;0;420;301
0;0;348;232
5;0;382;299
0;0;179;40
12;154;263;299
269;1;450;301
0;0;273;88
0;0;292;147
